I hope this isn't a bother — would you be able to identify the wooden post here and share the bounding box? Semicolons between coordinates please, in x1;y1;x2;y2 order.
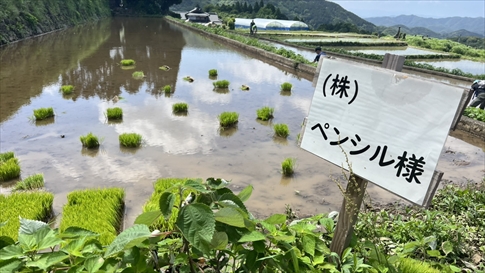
330;175;368;256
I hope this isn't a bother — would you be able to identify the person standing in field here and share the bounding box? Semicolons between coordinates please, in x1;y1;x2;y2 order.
313;47;326;63
470;80;485;110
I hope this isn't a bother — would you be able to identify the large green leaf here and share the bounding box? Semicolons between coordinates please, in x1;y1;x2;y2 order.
302;235;315;257
0;245;23;260
0;236;15;250
184;180;210;193
0;259;23;273
264;214;286;225
237;185;253;202
176;203;215;254
104;225;151;258
60;227;99;239
19;218;48;235
238;231;266;243
206;178;229;189
214;207;246;228
25;252;69;270
84;255;105;273
62;236;88;257
159;192;176;219
441;241;453;256
218;193;248;213
134;211;162;226
210;232;228;250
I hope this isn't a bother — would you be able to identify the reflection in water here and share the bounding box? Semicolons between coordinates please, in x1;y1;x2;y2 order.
213;88;230;94
273;137;289;146
35;118;55;127
256;119;273;127
119;146;141;154
280;90;292;96
81;148;100;157
219;127;238;137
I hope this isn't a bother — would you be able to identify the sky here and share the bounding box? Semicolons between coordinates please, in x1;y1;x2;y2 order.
329;0;485;18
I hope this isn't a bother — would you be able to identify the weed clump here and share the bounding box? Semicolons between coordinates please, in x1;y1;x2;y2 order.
281;82;293;91
219;112;239;127
396;258;441;273
256;106;274;121
0;151;21;181
273;123;290;138
132;71;145;79
107;107;123;120
281;158;296;176
80;133;100;148
162;85;172;93
13;174;44;191
33;107;54;120
121;59;135;66
208;69;218;77
60;85;74;95
173;103;188;113
119;133;142;147
213;80;230;89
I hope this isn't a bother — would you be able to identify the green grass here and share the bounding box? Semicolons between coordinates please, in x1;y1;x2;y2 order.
213;80;230;88
60;85;74;95
0;151;21;181
106;107;123;120
121;59;135;66
173;102;188;113
33;107;54;120
463;107;485;122
80;132;100;148
396;258;441;273
218;112;239;127
0;192;53;240
281;158;296;176
162;85;172;93
13;174;44;191
281;82;293;91
132;71;145;79
256;106;274;121
273;123;290;138
60;188;125;245
143;178;193;232
209;69;218;77
119;133;142;147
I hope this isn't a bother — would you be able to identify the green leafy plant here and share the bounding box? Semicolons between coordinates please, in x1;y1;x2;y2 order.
60;85;74;95
121;59;135;66
208;69;218;77
60;188;125;245
256;106;274;121
33;107;54;120
132;71;145;79
273;123;290;138
281;82;293;91
162;85;172;93
281;158;296;176
13;173;44;191
172;102;188;114
80;132;100;148
0;151;20;181
119;133;142;147
106;107;123;120
218;111;239;127
213;79;230;88
463;107;485;122
397;258;441;273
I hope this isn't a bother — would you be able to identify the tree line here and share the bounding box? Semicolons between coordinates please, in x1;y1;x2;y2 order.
203;0;289;20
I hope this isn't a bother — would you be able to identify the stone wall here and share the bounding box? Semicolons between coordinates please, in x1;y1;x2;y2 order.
456;116;485;141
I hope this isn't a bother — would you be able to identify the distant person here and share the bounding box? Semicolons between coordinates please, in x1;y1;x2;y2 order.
313;47;326;63
470;79;485;110
250;20;256;34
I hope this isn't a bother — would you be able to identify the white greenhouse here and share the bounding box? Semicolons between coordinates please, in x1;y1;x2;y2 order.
235;18;309;31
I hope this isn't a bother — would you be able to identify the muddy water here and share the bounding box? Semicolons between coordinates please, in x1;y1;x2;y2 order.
0;18;483;227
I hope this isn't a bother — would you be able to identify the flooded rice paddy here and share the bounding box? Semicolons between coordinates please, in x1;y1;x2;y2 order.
0;18;484;226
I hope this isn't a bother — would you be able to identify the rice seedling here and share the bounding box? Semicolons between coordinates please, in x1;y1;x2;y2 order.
132;71;145;79
119;133;142;147
0;151;20;181
159;65;171;71
273;123;290;138
172;102;188;113
143;178;194;231
33;107;54;120
60;85;74;95
281;82;293;91
241;84;250;91
183;76;194;82
13;173;44;191
256;106;274;121
208;69;218;77
162;85;172;93
80;132;100;148
106;107;123;120
218;112;239;128
281;158;296;176
60;188;124;245
121;59;135;66
0;192;53;240
213;80;230;88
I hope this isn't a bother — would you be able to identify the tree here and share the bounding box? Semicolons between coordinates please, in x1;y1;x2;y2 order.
123;0;183;14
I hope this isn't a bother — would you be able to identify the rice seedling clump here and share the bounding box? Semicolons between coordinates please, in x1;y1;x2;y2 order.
132;71;145;79
60;188;125;245
281;158;296;176
121;59;135;66
33;107;54;120
119;133;142;147
173;102;188;113
0;192;53;240
0;151;20;181
281;82;293;91
219;112;239;127
13;173;44;191
107;107;123;120
256;106;274;121
208;69;218;77
162;85;172;93
60;85;74;95
273;123;290;138
213;80;230;88
80;132;100;148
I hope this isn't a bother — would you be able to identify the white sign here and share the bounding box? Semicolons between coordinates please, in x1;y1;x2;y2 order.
300;58;463;205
